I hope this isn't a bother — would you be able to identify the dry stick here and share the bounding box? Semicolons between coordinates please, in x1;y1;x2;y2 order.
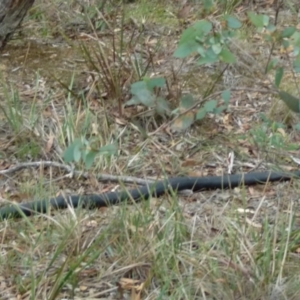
0;161;155;186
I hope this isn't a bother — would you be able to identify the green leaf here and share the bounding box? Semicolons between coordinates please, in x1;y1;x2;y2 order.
278;90;300;113
193;20;213;35
196;108;207;120
204;100;218;112
73;143;82;162
221;90;231;104
219;48;236;63
174;42;199;58
247;12;269;28
178;26;199;44
291;32;300;47
84;151;97;169
266;24;276;33
145;77;166;90
282;40;290;48
281;27;296;38
197;45;207;57
212;43;222;55
130;81;146;94
225;16;242;29
174;20;212;58
63;139;83;163
180;94;196;109
125;96;142;106
198;48;219;64
129;81;155;107
275;67;284;88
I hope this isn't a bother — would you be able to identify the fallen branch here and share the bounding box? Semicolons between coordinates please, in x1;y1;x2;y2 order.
0;161;154;185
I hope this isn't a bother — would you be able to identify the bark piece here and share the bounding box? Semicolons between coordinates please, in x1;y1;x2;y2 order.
0;0;34;50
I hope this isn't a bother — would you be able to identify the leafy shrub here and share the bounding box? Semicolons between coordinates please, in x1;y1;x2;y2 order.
64;7;300;166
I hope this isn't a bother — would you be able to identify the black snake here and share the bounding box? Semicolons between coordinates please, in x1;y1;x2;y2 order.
0;170;298;220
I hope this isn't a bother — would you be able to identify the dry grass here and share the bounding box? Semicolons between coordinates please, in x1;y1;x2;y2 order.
1;0;300;299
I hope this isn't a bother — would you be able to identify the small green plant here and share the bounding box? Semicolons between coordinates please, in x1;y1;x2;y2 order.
168;17;240;128
125;77;171;116
174;17;241;64
63;138;117;169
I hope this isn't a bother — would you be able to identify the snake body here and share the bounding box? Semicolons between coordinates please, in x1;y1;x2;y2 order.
0;170;298;220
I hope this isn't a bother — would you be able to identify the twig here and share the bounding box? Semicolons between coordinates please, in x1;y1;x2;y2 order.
0;161;155;185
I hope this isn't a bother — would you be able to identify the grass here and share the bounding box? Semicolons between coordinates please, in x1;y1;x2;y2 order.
1;0;300;299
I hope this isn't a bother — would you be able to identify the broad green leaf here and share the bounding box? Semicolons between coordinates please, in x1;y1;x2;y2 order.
138;93;155;107
130;81;146;94
212;43;222;55
204;0;214;10
145;77;166;90
180;94;196;109
174;42;199;58
178;26;199;44
125;96;142;106
63;144;75;163
73;142;82;162
275;67;284;88
278;90;300;113
281;27;296;38
262;15;270;26
196;108;207;120
197;45;207;57
282;40;290;48
208;36;216;45
193;20;213;35
204;99;218;112
84;151;97;169
221;90;231;104
225;16;242;29
177;21;211;46
130;82;155;107
198;48;219;64
219;48;236;63
174;20;212;58
63;139;82;163
247;12;269;28
266;24;276;33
